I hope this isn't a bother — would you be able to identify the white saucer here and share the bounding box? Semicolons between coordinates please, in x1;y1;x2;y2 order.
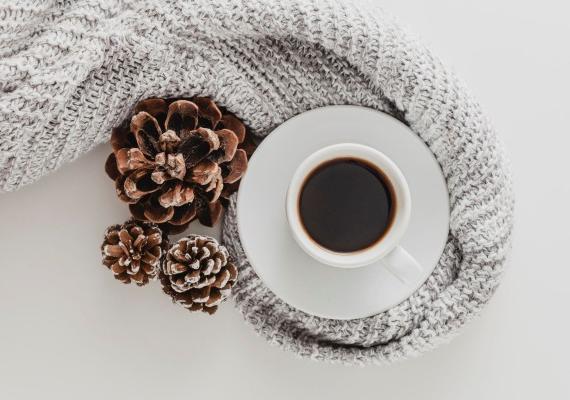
237;106;449;320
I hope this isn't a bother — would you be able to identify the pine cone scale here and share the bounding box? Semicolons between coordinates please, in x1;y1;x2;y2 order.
105;153;120;180
103;244;124;258
206;291;222;307
141;263;156;275
163;261;187;275
115;148;152;175
131;112;162;153
145;232;162;248
194;97;222;128
123;169;160;200
111;125;135;152
222;149;248;184
158;130;182;154
210;129;238;163
141;249;160;265
212;269;230;289
219;114;246;142
165;100;199;132
143;198;175;223
169;203;197;226
110;262;126;275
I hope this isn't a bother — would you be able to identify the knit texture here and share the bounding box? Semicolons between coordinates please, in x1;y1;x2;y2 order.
0;0;514;365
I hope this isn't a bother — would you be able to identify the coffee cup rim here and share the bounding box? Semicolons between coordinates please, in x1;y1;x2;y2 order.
286;143;412;268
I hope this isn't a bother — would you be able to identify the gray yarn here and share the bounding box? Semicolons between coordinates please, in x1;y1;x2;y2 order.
0;0;513;365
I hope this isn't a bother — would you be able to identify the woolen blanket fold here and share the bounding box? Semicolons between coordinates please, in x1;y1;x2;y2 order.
0;0;514;364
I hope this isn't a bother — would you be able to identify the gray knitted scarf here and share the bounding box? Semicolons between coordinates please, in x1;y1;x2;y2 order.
0;0;514;365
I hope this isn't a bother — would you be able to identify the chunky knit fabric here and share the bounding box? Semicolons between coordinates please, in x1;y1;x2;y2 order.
0;0;513;364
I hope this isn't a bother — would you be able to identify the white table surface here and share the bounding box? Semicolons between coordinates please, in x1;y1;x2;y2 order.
1;1;568;399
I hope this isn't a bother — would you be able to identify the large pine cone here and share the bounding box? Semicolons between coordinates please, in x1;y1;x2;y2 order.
105;98;254;233
101;220;168;286
160;235;238;314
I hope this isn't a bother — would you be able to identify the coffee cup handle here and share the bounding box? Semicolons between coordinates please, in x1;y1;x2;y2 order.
380;246;422;284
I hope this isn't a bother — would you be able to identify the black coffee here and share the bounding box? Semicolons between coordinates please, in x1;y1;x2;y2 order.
298;158;395;253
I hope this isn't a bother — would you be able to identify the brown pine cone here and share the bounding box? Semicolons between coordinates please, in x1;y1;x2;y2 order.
160;235;238;314
105;97;254;234
101;220;168;286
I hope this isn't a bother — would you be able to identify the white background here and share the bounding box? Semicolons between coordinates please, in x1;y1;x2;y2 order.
1;0;569;399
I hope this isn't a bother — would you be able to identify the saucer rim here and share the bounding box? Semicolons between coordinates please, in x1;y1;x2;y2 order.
236;105;449;320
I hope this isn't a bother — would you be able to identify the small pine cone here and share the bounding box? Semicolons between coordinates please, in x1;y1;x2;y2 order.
105;97;255;233
160;235;238;314
101;220;168;286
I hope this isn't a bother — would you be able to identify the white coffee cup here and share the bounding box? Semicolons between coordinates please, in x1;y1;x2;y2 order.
286;143;421;283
